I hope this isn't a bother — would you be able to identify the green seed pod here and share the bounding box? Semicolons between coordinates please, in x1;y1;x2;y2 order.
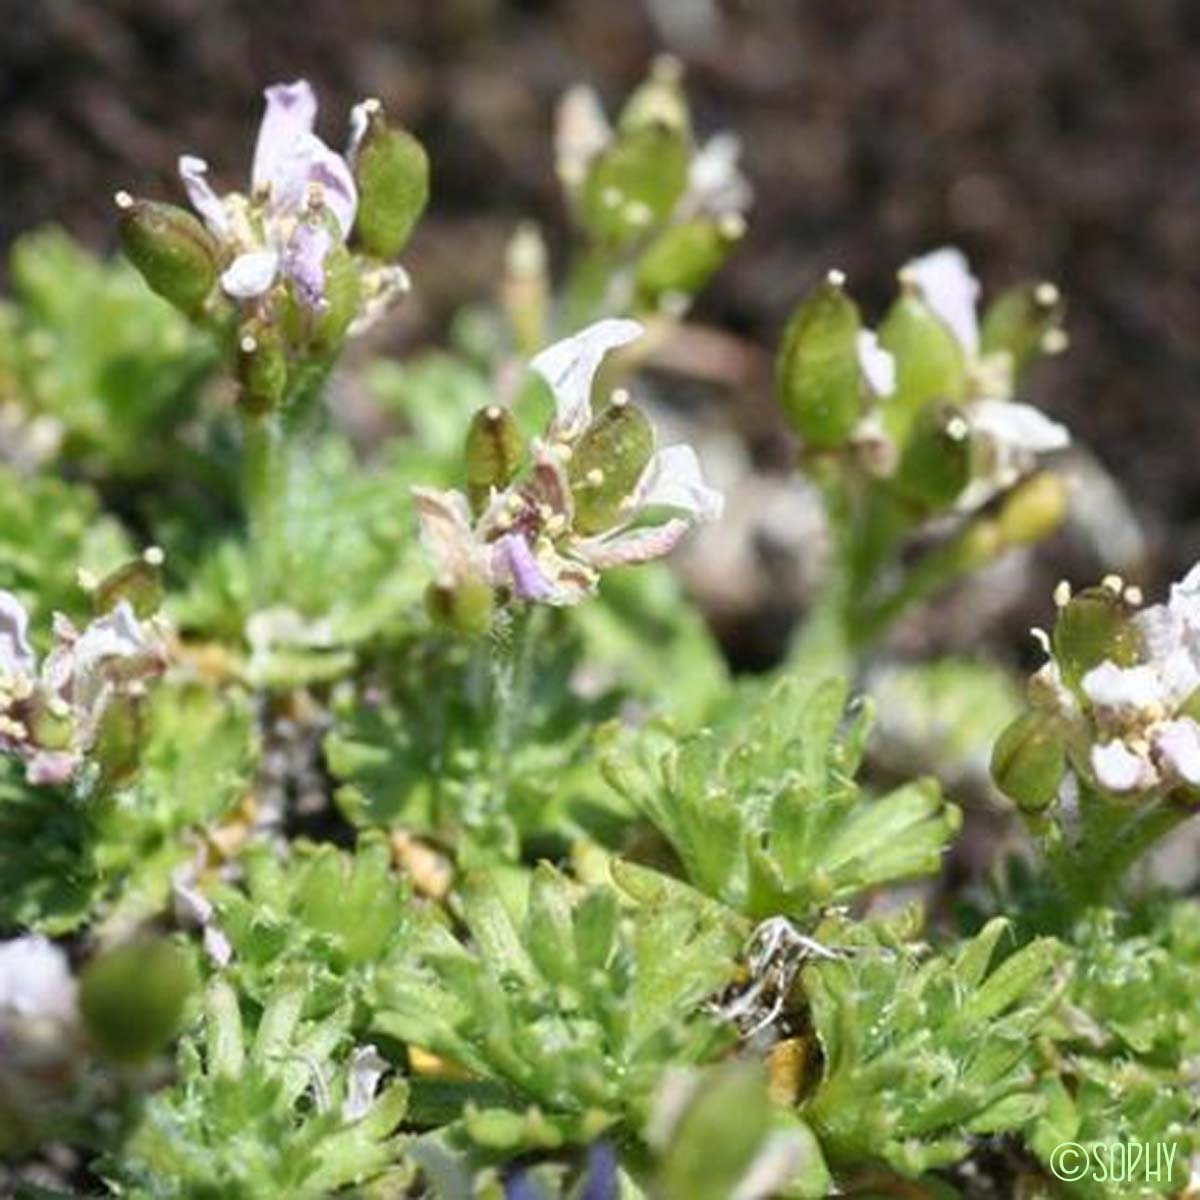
580;125;689;248
981;281;1066;382
775;275;864;450
991;711;1066;811
425;578;495;637
996;471;1068;547
115;193;219;317
894;402;971;510
617;55;691;139
81;937;196;1064
634;216;744;311
237;320;288;415
93;549;165;619
465;405;525;513
878;286;968;441
93;694;148;789
568;397;655;535
352;100;430;259
1052;585;1141;690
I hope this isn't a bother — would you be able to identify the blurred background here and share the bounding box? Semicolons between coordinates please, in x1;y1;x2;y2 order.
3;0;1200;667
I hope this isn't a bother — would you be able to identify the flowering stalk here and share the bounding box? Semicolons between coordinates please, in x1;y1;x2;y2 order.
779;249;1070;655
117;80;430;603
552;56;750;330
993;568;1200;911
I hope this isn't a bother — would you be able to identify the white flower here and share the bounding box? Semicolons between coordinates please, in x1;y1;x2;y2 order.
902;247;982;359
683;132;752;218
1073;564;1200;793
530;317;644;443
0;591;168;786
900;247;1070;508
415;320;724;608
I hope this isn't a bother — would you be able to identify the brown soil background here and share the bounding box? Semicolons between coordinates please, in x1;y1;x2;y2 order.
3;0;1200;661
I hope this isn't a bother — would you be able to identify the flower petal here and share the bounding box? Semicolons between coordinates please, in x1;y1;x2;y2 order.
902;246;981;357
632;444;724;523
575;518;690;569
554;84;612;188
530;318;644;443
178;155;231;239
0;590;35;679
493;533;555;601
1091;739;1154;792
302;135;358;236
686;132;752;217
25;750;80;788
412;487;481;586
344;1045;391;1121
284;221;334;311
252;80;318;194
1154;718;1200;787
969;400;1070;455
1081;661;1165;714
268;133;358;236
856;329;896;398
221;249;280;299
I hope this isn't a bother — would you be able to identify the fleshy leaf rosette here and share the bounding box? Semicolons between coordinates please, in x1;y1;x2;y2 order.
414;318;723;622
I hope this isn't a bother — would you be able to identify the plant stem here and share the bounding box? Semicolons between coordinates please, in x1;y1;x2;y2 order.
1045;783;1195;914
241;409;285;605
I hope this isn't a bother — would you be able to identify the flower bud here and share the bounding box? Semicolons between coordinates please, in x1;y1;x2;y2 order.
580;126;689;247
501;223;549;358
237;320;288;415
634;216;744;312
996;471;1068;547
617;55;691;139
775;276;864;450
352;100;430;260
80;937;195;1064
991;711;1066;811
115;193;219;317
465;405;525;513
93;550;165;619
894;402;971;510
568;397;655;534
1052;585;1141;690
981;281;1066;381
878;286;968;439
425;578;495;637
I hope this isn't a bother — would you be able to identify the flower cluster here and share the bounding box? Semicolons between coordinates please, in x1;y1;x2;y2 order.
1027;569;1200;797
116;79;429;410
893;247;1071;509
552;57;750;322
0;581;168;786
415;318;723;625
780;246;1070;513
